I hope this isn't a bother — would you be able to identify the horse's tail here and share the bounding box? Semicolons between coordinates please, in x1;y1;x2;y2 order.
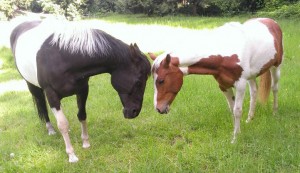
27;82;49;122
258;70;272;104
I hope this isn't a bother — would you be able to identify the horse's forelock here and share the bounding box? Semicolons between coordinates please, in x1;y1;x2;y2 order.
132;50;151;78
151;52;170;73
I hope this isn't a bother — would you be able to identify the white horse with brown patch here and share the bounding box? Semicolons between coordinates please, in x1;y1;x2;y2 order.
150;18;283;143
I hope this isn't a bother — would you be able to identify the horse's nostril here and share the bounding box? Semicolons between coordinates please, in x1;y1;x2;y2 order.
156;108;167;114
133;109;137;115
156;108;162;113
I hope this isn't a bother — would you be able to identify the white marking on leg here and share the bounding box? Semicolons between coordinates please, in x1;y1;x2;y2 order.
271;67;280;113
81;120;90;148
246;79;257;123
51;108;79;163
231;80;246;143
46;122;56;135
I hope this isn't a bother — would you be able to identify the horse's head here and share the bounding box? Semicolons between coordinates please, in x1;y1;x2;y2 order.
149;53;184;114
111;44;151;119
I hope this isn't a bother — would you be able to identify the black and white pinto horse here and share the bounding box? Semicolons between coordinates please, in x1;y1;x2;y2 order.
10;18;151;162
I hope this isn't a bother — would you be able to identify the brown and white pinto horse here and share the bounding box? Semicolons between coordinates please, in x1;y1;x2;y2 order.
150;18;283;143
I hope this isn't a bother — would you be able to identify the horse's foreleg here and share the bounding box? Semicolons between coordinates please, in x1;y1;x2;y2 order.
271;67;280;113
51;107;79;163
232;79;247;143
246;79;257;123
222;88;235;114
76;83;90;149
80;121;90;148
45;88;78;163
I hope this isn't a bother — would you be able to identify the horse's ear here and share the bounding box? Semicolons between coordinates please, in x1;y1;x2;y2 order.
130;43;140;62
130;44;136;56
148;52;157;60
133;43;139;49
163;54;171;68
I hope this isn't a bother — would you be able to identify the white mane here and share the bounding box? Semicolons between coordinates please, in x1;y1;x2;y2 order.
48;20;111;56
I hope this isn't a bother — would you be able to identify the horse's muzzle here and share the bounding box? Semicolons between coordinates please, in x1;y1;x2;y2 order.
123;108;141;119
156;105;170;114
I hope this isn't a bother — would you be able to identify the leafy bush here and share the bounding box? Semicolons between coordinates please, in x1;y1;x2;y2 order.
275;2;300;18
0;0;15;20
259;2;300;18
40;0;64;16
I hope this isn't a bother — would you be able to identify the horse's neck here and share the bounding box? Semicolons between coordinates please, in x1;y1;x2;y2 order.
178;54;241;76
178;54;243;91
179;56;220;76
72;54;125;79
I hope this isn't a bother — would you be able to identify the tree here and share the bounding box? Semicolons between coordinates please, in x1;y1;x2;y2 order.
0;0;15;20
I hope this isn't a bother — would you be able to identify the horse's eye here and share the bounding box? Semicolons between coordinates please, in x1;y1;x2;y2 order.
158;79;164;85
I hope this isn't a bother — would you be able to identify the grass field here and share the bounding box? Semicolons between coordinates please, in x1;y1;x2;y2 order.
0;15;300;172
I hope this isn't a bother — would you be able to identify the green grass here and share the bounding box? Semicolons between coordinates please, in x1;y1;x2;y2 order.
1;15;300;172
0;47;21;83
95;14;250;29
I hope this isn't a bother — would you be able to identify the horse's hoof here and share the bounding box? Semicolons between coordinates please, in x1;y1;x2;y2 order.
48;130;56;135
69;153;79;163
82;141;90;149
46;123;56;135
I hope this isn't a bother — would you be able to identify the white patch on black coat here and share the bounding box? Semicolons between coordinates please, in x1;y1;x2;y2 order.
14;20;56;87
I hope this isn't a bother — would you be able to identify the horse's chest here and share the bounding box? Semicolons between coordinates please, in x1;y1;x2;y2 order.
15;26;53;87
214;69;241;91
214;56;243;91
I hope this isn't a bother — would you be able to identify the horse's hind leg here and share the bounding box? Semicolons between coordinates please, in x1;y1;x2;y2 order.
246;79;257;123
270;67;281;113
26;82;56;135
76;82;90;149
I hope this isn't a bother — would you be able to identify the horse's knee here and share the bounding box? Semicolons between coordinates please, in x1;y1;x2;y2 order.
57;120;69;133
234;106;242;118
77;112;87;121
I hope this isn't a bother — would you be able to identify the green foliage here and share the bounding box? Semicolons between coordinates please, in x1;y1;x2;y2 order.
0;0;15;20
259;2;300;18
211;0;241;14
40;0;64;16
269;2;300;18
1;0;300;19
0;0;87;20
274;2;300;18
39;0;87;20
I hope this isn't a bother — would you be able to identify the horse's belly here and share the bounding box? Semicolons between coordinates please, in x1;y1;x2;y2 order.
15;25;53;87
